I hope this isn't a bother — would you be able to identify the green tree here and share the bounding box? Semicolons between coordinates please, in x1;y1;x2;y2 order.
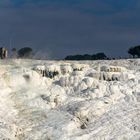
18;47;33;58
128;46;140;58
65;52;108;60
135;46;140;57
95;53;107;60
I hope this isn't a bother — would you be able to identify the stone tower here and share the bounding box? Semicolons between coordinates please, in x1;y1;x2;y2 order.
0;47;8;59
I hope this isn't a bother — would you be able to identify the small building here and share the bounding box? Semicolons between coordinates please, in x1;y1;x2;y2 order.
0;47;8;59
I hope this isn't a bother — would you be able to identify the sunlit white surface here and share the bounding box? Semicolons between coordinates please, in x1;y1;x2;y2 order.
0;59;140;140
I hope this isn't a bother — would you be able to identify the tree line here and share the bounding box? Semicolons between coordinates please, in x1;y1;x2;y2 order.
65;53;108;60
11;47;33;58
65;45;140;60
11;45;140;60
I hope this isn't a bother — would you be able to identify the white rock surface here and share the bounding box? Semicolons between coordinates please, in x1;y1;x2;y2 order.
0;59;140;140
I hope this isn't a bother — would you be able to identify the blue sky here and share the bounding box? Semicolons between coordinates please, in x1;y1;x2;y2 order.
0;0;140;59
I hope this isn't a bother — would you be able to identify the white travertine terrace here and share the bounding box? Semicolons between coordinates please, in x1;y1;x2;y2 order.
0;59;139;140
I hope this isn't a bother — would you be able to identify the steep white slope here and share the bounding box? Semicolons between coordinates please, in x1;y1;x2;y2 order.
0;59;140;140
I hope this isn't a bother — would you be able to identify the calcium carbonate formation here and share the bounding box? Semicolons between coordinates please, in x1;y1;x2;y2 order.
0;59;139;140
